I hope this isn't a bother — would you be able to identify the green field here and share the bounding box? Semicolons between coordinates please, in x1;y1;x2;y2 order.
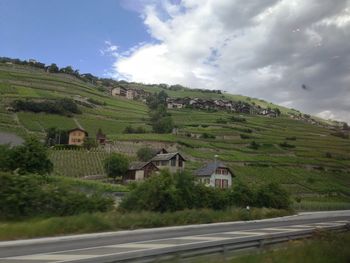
0;63;349;202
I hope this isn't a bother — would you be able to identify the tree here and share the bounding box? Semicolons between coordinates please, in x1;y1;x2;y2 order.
274;108;281;116
48;63;59;73
137;147;155;161
256;183;291;209
60;66;74;74
104;153;129;182
83;138;98;150
8;137;53;175
45;127;68;146
0;144;11;171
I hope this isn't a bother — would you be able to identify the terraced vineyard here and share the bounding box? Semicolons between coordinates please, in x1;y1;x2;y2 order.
0;63;349;203
49;149;109;178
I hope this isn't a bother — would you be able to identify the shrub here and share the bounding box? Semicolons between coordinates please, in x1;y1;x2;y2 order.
325;152;333;158
227;181;256;207
249;141;260;150
201;133;216;139
123;125;147;134
240;134;251;139
0;172;113;219
286;136;297;141
137;147;155;161
11;98;81;116
256;183;291;209
104;153;129;182
230;116;246;122
3;137;53;175
216;118;227;124
279;141;296;148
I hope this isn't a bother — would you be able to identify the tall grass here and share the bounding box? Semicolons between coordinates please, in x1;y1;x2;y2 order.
0;208;292;240
293;200;350;211
224;231;350;263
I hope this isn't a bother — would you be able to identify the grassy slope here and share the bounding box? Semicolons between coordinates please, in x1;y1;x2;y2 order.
0;63;349;202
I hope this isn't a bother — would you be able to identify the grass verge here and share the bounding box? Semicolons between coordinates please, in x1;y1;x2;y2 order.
0;208;292;240
223;231;350;263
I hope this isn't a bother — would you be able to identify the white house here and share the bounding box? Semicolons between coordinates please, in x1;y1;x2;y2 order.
194;162;234;189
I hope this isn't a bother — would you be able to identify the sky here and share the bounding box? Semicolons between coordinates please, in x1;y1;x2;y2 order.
1;0;349;123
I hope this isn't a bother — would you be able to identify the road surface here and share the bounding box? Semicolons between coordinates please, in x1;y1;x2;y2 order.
0;210;349;262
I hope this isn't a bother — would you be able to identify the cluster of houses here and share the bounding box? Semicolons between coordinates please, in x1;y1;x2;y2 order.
166;97;279;117
124;148;234;189
110;86;150;101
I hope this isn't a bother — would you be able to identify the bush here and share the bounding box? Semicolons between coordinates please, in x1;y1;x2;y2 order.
201;133;216;139
279;141;296;148
240;134;251;139
286;136;297;141
123;125;147;134
104;153;129;182
256;183;291;209
137;147;155;161
0;172;113;219
249;141;260;150
11;98;81;116
2;137;53;175
216;118;227;124
227;181;256;207
230;116;246;122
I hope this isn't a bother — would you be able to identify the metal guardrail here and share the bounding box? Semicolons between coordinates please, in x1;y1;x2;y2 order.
83;223;349;263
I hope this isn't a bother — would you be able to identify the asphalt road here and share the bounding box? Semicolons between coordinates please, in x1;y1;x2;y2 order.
0;210;349;262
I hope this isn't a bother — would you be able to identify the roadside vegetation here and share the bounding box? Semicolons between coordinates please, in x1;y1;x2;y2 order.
207;231;350;263
0;208;292;240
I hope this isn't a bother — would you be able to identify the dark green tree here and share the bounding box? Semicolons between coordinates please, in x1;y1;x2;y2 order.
104;153;129;182
137;147;155;161
8;137;53;175
48;63;59;73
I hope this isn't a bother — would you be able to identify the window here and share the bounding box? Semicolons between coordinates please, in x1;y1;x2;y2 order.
161;160;168;166
155;161;160;166
215;179;221;188
171;158;176;166
222;179;228;189
179;158;183;167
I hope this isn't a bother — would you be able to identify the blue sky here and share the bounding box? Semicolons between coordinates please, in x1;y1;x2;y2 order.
0;0;150;76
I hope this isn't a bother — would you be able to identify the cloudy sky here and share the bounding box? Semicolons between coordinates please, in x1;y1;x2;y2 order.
1;0;349;122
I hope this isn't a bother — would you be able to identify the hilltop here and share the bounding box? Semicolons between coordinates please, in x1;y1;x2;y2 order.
0;59;349;206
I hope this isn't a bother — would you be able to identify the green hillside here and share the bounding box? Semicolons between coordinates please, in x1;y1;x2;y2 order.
0;62;349;204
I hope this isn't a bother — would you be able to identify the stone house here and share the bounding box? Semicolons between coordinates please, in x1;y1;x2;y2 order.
111;87;127;97
151;152;186;173
124;161;159;183
68;128;88;146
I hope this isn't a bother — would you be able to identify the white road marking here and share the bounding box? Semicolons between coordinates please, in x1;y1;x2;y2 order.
8;254;93;261
226;231;266;235
1;220;347;263
179;236;230;241
108;243;174;249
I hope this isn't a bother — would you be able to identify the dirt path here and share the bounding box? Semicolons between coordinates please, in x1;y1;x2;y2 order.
73;117;84;129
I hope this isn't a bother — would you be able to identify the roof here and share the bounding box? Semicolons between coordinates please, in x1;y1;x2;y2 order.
68;128;88;135
128;161;157;170
151;152;186;162
194;162;234;177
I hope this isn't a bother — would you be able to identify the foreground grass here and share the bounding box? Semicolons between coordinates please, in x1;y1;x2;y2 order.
0;208;292;240
177;231;350;263
226;231;350;263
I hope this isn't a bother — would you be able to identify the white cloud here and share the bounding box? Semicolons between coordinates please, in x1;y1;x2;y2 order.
112;0;350;123
100;41;119;57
